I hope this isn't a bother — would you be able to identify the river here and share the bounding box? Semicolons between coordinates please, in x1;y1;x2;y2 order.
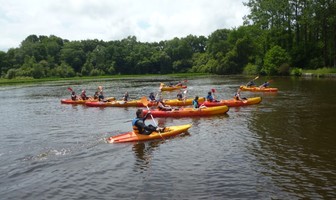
0;75;335;199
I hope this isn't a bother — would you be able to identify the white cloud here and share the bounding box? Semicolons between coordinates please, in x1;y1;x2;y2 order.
0;0;249;51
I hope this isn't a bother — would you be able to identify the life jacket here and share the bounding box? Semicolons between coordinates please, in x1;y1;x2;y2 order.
192;99;199;108
132;118;142;134
206;94;213;102
149;94;155;101
71;94;77;101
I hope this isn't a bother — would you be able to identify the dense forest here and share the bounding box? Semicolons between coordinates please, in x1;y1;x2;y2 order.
0;0;335;79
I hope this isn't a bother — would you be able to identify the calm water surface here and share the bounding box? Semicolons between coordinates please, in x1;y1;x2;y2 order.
0;76;335;199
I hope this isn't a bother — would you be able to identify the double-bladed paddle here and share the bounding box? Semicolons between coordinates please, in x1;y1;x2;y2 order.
140;96;164;140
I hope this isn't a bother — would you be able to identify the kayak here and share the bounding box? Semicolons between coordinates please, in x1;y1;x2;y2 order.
85;97;206;107
142;106;229;117
162;97;205;106
61;99;91;105
61;97;115;105
85;100;143;107
106;124;192;143
160;85;187;91
239;85;278;92
202;97;262;107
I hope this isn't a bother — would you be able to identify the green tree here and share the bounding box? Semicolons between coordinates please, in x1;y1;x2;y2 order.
60;41;86;73
263;45;290;75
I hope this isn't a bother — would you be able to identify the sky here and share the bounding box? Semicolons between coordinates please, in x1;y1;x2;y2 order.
0;0;249;52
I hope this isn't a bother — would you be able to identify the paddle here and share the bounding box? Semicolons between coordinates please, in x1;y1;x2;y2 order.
211;88;217;100
140;96;164;140
183;89;188;102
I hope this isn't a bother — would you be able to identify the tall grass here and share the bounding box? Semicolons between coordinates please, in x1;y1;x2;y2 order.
303;67;336;74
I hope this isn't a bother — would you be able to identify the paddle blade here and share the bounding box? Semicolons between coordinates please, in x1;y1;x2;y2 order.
183;89;188;94
211;88;216;93
140;96;149;107
254;76;259;80
67;87;73;92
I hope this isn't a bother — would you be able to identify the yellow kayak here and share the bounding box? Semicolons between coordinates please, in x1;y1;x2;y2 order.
106;124;192;143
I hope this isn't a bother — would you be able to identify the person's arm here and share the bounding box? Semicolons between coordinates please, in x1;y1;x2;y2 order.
143;112;151;120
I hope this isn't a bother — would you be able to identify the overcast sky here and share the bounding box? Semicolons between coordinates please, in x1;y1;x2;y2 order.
0;0;249;52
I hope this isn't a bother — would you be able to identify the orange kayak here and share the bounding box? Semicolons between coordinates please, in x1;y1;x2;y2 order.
85;97;206;107
160;84;187;91
61;97;115;105
85;100;143;107
162;97;205;106
61;99;90;104
106;124;192;143
142;106;229;117
239;85;278;92
202;97;262;107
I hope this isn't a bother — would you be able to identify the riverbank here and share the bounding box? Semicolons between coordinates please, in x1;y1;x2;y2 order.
301;67;336;78
301;73;336;78
0;73;208;86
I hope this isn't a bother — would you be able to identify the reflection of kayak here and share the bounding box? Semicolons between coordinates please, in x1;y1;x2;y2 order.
106;124;192;143
160;84;187;91
143;106;229;117
239;85;278;92
202;97;262;107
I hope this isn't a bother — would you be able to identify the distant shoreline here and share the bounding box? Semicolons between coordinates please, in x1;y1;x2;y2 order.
301;73;336;78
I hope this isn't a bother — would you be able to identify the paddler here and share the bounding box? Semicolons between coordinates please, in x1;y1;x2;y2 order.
259;81;270;88
132;109;164;135
71;91;77;101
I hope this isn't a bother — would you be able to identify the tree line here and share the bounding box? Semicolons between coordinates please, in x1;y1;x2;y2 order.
0;0;335;79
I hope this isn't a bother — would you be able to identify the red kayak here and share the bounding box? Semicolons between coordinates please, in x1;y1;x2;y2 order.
202;97;262;107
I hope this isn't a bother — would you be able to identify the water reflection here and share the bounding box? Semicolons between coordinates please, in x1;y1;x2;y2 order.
132;140;164;172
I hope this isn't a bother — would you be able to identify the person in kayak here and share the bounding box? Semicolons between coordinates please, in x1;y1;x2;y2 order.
193;96;206;109
149;92;156;102
157;98;174;111
206;91;219;102
259;81;270;88
234;89;247;101
71;91;77;101
132;109;164;135
80;90;89;100
98;91;104;101
122;91;129;101
246;80;256;87
193;96;200;108
177;91;183;101
93;91;99;100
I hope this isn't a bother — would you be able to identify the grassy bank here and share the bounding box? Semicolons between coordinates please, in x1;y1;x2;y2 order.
301;67;336;78
0;73;209;86
303;67;336;74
